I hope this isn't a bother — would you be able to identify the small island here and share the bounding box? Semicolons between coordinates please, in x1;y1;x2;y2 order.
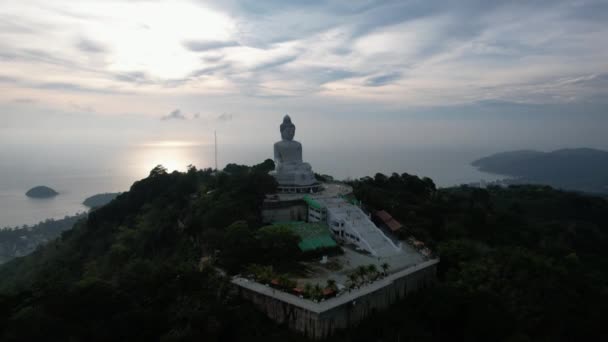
25;186;58;199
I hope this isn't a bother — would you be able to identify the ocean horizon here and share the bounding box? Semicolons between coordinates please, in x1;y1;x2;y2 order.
0;142;503;228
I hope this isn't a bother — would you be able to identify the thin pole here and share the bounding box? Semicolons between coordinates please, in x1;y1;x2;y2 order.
214;130;218;171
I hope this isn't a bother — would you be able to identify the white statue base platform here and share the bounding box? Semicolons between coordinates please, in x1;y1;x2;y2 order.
269;169;321;193
276;183;322;194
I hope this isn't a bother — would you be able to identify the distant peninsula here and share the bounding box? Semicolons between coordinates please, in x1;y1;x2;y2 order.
25;186;58;198
83;192;121;208
472;148;608;193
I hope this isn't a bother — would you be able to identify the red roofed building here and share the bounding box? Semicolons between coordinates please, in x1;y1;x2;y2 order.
374;210;403;232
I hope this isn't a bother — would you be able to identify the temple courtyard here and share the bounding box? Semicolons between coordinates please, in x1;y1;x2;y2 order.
295;243;427;290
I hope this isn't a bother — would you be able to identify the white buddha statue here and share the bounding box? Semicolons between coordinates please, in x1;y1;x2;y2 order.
271;115;316;187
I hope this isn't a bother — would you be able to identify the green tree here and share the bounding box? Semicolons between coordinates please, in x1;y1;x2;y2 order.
381;262;390;275
149;164;168;177
326;279;337;292
367;264;378;279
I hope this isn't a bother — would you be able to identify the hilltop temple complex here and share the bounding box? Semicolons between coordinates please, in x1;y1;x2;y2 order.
232;115;439;339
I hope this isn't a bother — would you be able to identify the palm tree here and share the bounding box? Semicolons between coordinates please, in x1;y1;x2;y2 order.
277;274;292;289
313;284;323;301
326;279;337;291
381;262;390;275
367;264;378;279
303;283;313;299
357;265;368;283
347;273;358;289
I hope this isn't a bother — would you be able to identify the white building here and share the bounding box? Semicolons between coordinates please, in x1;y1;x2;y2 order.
304;196;401;257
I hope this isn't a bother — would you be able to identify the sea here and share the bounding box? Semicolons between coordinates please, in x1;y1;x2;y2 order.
0;143;503;229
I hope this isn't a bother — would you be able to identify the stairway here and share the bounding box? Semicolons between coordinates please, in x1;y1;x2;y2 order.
341;204;400;257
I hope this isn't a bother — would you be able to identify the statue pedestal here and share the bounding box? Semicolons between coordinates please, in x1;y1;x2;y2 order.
270;162;320;193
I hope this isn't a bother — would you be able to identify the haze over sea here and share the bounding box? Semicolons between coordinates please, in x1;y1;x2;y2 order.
0;142;502;228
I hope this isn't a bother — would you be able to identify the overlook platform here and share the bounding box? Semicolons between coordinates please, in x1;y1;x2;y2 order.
232;257;439;339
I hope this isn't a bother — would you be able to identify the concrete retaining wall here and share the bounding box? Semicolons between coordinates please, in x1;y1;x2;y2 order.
234;259;438;339
262;200;308;223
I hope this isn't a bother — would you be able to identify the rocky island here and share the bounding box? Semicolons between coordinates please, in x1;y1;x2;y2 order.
25;186;58;199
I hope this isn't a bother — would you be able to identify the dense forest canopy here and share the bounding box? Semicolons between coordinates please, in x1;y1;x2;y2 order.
0;215;85;264
0;162;607;341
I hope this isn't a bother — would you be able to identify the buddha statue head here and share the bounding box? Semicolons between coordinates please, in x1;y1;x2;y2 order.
280;115;295;141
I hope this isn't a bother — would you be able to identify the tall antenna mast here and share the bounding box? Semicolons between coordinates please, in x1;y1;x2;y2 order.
214;130;218;171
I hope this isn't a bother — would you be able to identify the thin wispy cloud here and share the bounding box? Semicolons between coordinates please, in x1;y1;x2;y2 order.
76;38;107;54
365;72;401;87
0;0;605;125
217;113;233;122
183;40;240;52
161;109;186;121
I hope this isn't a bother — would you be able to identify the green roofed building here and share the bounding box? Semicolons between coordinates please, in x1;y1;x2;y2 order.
272;221;337;252
303;195;327;222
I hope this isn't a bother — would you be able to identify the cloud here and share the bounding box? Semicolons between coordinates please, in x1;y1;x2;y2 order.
252;55;298;71
183;40;240;52
161;109;186;121
0;48;75;68
0;0;607;111
202;54;224;63
70;103;95;113
12;98;36;104
190;63;231;77
76;38;107;54
36;81;126;94
365;72;401;87
113;71;152;84
0;14;44;34
0;75;17;83
217;113;233;122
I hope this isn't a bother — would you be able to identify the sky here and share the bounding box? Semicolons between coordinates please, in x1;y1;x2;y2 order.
1;0;607;151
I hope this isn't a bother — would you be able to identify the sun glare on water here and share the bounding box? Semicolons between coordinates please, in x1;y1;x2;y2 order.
134;140;210;175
